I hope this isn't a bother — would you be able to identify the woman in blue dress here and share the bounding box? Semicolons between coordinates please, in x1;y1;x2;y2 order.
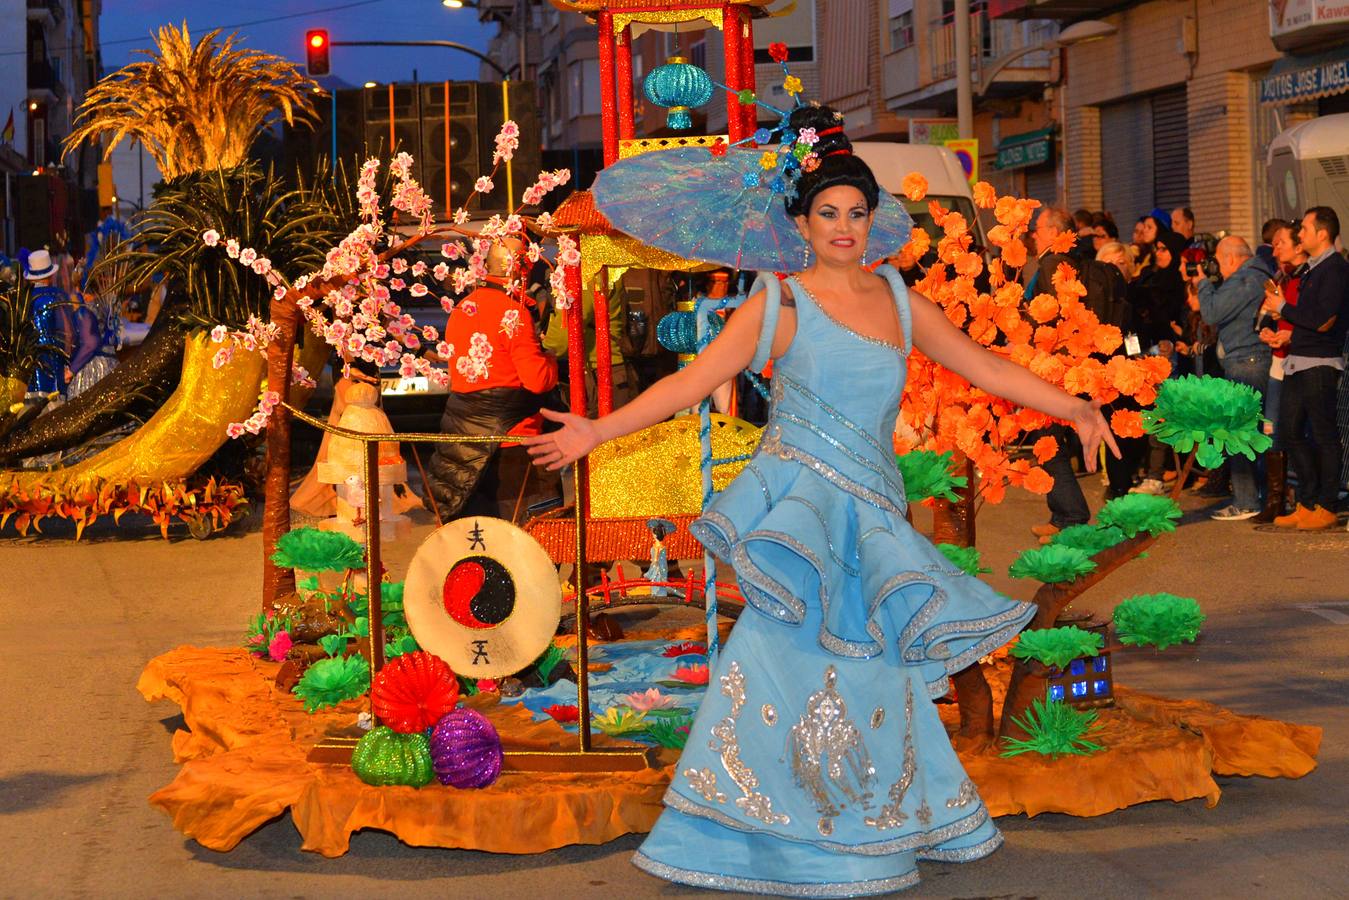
524;109;1118;897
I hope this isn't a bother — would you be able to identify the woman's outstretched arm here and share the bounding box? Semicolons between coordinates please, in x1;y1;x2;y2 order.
522;289;770;470
909;292;1121;470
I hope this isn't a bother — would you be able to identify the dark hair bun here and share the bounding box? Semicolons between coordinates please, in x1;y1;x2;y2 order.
783;105;880;219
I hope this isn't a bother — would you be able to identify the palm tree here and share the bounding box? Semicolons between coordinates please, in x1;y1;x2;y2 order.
64;23;319;179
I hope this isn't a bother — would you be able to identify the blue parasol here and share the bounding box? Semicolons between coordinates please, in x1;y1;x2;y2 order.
592;145;914;273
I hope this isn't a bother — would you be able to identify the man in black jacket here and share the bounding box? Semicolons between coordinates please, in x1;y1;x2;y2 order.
1261;206;1349;530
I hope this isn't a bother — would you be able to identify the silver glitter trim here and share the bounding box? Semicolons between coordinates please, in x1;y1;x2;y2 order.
745;462;775;509
632;851;921;898
759;430;904;516
915;800;933;827
762;703;779;727
720;660;747;717
865;681;915;830
870;707;885;730
947;779;979;809
780;495;863;577
790;278;907;353
683;767;727;804
775;409;905;498
774;372;893;459
699;510;806;623
916;830;1004;863
818;816;834;837
790;666;877;825
661;788;994;857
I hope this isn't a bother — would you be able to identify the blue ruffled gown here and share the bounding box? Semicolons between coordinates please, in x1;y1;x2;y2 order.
633;266;1036;897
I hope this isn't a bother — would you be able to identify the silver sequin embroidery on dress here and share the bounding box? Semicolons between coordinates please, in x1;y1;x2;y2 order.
864;680;916;830
789;666;877;833
710;661;790;825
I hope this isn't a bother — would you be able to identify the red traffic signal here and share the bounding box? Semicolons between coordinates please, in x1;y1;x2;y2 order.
305;30;330;77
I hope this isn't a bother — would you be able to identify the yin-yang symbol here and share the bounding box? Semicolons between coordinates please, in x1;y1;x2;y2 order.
442;555;515;629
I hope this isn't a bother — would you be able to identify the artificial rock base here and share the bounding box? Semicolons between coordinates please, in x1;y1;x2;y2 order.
138;646;1320;856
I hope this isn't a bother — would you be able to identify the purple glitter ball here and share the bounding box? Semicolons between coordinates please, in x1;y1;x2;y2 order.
430;708;503;788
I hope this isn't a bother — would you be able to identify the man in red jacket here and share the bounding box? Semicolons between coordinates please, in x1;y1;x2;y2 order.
424;237;559;519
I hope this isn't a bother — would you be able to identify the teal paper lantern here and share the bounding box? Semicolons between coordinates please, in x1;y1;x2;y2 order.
643;56;714;131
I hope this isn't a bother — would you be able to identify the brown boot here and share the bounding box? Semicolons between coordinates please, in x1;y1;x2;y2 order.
1298;505;1339;531
1252;450;1288;524
1273;504;1311;528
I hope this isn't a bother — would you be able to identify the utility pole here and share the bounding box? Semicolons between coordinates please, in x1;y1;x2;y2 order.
955;0;974;139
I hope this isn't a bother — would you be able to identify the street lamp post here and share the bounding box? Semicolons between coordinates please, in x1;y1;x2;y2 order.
955;18;1118;138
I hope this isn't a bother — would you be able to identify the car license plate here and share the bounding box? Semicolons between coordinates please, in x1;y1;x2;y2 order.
382;376;429;395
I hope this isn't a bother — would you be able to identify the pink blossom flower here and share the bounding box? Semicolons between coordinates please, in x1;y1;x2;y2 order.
273;285;287;301
373;263;391;280
452;208;470;225
251;257;271;275
226;422;246;439
210;325;228;343
439;295;455;313
410;260;427;276
433;262;450;281
267;631;293;662
238;248;257;266
212;347;234;369
421;325;439;342
390;277;406;291
620;688;679;711
534;211;554;230
436;341;454;358
225;239;240;259
474;176;494;194
460;300;477;316
408;282;429;297
202;229;221;246
391;257;408;274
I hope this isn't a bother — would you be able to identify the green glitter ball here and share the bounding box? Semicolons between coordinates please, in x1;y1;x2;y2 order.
737;89;755;106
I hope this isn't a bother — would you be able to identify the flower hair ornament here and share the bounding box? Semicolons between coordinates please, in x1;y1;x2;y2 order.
592;47;913;273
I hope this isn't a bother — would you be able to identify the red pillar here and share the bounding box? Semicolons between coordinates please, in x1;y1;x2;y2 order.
740;12;757;137
616;26;635;141
598;11;619;166
723;4;744;143
565;263;587;419
593;268;614;416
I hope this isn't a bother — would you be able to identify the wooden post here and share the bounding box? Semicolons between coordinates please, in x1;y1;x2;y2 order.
262;296;301;607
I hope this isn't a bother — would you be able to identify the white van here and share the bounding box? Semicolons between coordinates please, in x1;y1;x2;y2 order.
852;142;987;254
1266;113;1349;227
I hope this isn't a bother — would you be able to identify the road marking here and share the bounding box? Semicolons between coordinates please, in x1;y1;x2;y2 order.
1294;603;1349;624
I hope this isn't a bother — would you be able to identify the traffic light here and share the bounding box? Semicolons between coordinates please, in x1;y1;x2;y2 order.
305;30;330;77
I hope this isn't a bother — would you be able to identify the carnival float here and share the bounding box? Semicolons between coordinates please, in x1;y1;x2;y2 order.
0;0;1317;863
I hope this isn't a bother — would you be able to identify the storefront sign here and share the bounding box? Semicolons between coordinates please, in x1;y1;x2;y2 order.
1260;44;1349;103
909;118;958;145
1270;0;1349;50
995;128;1053;170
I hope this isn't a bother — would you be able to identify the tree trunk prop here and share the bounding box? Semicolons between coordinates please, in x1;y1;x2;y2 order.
0;321;188;464
997;532;1156;741
935;455;994;743
1168;448;1198;503
262;296;301;606
931;455;976;546
0;332;266;493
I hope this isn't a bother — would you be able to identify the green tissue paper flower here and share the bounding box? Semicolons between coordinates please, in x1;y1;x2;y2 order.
1096;494;1182;538
592;707;648;736
935;543;988;576
1001;697;1104;759
1142;374;1273;468
1010;626;1104;670
271;526;365;572
1008;544;1097;584
293;654;371;712
642;716;692;749
1113;593;1205;650
1051;523;1127;556
894;449;968;503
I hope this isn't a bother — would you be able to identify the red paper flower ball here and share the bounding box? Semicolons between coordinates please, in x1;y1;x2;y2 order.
370;651;459;733
768;42;789;63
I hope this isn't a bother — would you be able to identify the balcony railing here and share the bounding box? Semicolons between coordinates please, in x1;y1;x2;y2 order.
27;57;65;101
928;7;1056;85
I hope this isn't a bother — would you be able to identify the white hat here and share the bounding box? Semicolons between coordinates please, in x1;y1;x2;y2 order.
25;249;57;281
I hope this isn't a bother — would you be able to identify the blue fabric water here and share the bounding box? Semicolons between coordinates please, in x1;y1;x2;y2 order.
634;265;1036;897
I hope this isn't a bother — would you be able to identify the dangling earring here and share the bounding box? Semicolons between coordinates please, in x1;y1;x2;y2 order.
802;243;811;270
861;247;868;267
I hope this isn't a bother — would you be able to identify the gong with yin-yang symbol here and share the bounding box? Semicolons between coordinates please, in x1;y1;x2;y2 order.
403;517;562;679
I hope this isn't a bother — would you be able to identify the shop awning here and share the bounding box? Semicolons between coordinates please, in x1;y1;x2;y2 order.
995;127;1054;170
1260;45;1349;105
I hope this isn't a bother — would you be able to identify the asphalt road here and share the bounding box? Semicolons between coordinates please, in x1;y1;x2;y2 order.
1;475;1346;899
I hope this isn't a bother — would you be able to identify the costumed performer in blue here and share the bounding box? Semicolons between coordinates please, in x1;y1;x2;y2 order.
524;105;1119;897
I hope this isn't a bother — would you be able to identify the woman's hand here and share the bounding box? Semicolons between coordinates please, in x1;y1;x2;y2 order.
1070;399;1121;473
521;408;603;471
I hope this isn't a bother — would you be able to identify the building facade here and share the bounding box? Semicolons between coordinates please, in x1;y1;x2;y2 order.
0;0;103;255
998;0;1349;239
